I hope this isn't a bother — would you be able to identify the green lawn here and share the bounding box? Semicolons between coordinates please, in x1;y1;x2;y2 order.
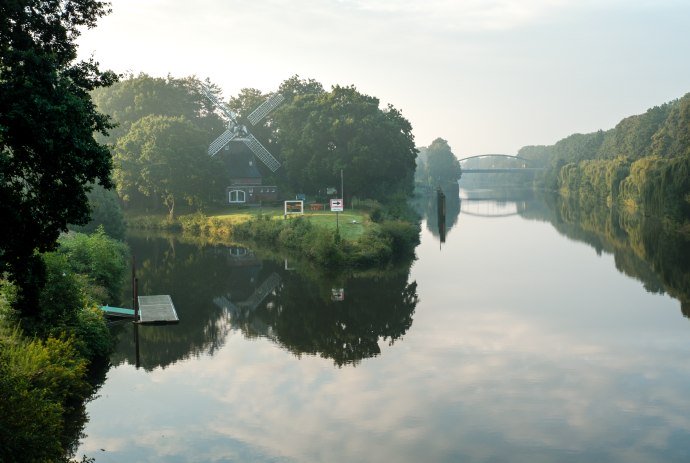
206;206;369;241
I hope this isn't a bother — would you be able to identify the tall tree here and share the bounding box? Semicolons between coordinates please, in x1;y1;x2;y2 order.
0;0;117;317
274;82;418;202
425;138;462;186
113;115;211;219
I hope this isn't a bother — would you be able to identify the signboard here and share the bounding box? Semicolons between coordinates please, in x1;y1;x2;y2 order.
296;193;306;201
330;198;344;212
326;187;337;195
284;200;304;215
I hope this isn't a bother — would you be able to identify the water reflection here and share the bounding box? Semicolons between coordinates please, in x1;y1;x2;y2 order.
413;183;460;242
525;193;690;315
111;235;418;369
444;187;690;315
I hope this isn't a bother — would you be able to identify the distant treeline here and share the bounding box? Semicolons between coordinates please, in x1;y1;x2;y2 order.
518;93;690;223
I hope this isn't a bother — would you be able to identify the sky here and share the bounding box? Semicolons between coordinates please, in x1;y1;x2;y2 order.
76;0;690;156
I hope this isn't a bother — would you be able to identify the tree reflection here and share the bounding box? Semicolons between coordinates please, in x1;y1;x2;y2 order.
528;192;690;315
111;234;418;369
413;182;460;242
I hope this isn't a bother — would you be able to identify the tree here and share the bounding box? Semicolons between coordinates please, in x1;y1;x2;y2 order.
425;138;462;186
113;115;212;219
0;0;117;317
69;183;126;239
93;74;229;209
274;82;418;202
91;73;223;142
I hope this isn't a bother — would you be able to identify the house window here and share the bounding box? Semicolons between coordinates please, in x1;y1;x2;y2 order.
229;190;246;203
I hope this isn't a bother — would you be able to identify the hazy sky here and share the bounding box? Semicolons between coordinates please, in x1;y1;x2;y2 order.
76;0;690;155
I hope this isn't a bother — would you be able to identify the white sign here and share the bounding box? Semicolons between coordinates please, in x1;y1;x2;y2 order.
284;200;304;215
330;198;344;212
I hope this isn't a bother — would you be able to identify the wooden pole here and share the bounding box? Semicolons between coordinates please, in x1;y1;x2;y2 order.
131;255;136;316
134;277;139;323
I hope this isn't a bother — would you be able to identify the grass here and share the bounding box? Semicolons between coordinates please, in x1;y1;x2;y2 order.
126;206;370;241
202;206;369;241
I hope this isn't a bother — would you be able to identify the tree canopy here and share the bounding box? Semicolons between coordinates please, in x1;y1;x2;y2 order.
95;74;419;208
114;115;214;219
0;0;117;316
414;138;462;188
273;80;418;202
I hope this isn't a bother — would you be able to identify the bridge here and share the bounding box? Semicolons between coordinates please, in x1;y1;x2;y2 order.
458;154;544;174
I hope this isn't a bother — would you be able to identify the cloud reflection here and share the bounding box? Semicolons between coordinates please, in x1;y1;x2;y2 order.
80;306;690;462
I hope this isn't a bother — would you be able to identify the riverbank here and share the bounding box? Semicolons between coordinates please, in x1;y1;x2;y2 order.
0;228;128;462
125;205;420;269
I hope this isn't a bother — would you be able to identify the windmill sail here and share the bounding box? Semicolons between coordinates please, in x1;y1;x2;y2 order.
208;129;237;157
248;93;285;126
201;86;238;122
240;133;281;172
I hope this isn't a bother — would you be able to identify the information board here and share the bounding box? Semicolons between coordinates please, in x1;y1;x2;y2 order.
330;198;344;212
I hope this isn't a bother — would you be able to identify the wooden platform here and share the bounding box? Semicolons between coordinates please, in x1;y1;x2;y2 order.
101;295;179;324
137;295;179;324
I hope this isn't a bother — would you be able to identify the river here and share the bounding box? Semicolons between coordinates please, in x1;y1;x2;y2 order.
77;188;690;462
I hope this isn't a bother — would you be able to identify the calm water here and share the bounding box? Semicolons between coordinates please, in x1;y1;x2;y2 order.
78;189;690;462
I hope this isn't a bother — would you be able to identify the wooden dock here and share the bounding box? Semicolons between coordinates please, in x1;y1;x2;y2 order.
101;295;179;324
137;295;179;324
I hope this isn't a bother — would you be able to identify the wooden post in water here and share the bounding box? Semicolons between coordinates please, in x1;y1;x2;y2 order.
131;256;136;318
134;277;139;323
437;187;447;244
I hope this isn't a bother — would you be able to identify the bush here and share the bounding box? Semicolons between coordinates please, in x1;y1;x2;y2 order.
353;228;393;266
56;228;129;302
36;253;84;331
305;228;344;267
0;328;90;462
379;220;420;259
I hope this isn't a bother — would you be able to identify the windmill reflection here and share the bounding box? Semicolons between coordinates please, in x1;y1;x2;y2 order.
113;237;418;369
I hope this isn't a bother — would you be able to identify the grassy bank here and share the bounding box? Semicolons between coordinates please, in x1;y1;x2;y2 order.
125;204;419;268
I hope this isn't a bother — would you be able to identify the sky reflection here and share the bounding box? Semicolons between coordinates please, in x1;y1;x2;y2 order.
79;201;690;462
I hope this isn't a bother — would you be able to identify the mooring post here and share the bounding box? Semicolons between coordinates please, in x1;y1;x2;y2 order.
131;255;136;317
134;277;139;323
437;187;447;244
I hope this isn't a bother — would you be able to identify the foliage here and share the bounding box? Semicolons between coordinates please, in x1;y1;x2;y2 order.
91;73;224;141
0;0;118;318
418;138;462;187
93;74;228;211
273;79;418;203
56;228;129;302
520;92;690;224
233;213;418;269
113;115;214;218
69;183;126;239
0;326;91;463
34;252;85;333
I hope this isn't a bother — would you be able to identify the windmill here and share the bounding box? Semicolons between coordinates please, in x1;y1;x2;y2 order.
201;85;284;172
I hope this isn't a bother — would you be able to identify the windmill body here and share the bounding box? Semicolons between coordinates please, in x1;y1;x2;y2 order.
202;86;284;205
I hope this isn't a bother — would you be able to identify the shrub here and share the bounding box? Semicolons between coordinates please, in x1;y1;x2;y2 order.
353;229;393;266
306;228;345;267
379;220;420;259
36;252;84;331
56;228;129;302
0;328;90;462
